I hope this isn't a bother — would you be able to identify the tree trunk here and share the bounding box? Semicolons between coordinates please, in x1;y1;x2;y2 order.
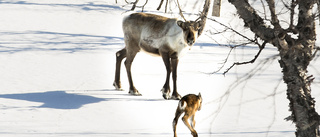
227;0;320;136
279;1;320;136
198;0;211;36
279;46;320;137
212;0;221;17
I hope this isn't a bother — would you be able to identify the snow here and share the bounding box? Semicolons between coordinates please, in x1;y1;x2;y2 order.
0;0;319;137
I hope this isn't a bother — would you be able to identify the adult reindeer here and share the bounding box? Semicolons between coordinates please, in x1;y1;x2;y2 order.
113;0;210;100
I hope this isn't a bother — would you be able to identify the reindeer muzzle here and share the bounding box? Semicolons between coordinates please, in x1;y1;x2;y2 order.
187;40;195;46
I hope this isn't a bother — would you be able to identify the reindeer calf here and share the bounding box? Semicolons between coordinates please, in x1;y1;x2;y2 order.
173;93;202;137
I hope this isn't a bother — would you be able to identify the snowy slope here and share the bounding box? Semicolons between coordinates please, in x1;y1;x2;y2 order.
0;0;319;137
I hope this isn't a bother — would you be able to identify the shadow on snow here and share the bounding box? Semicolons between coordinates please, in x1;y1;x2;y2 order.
0;31;237;54
0;90;167;109
0;91;105;109
0;31;124;53
0;1;123;12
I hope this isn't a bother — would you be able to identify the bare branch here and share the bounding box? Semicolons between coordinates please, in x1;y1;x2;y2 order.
280;0;298;32
206;17;271;75
176;0;187;21
228;0;275;41
205;54;279;125
138;0;148;12
125;0;140;10
317;0;320;25
311;46;320;60
208;17;256;43
223;41;267;75
197;0;211;36
157;0;169;12
260;0;267;19
124;0;148;12
266;0;281;29
157;0;164;10
208;42;254;74
209;46;234;74
207;27;228;35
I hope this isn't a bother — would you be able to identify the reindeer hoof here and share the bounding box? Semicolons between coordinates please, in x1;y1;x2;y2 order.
170;94;181;100
161;88;171;100
191;131;198;137
113;81;124;91
129;89;142;96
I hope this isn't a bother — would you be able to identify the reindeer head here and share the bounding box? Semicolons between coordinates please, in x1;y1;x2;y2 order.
177;20;202;46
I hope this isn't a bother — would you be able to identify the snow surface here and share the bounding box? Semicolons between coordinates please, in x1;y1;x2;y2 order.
0;0;320;137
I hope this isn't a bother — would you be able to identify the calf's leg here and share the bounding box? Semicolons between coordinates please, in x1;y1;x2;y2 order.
191;115;196;128
173;108;183;137
182;114;198;137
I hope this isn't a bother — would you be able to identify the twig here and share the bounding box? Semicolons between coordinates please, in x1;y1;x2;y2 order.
311;46;320;60
125;0;139;10
157;0;168;13
208;17;256;43
209;42;253;74
205;54;278;128
124;0;148;12
209;47;234;74
138;0;148;12
157;0;165;10
176;0;187;21
207;28;228;35
207;17;268;75
223;41;267;75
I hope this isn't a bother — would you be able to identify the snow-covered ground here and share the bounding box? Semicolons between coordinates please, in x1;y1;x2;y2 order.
0;0;320;137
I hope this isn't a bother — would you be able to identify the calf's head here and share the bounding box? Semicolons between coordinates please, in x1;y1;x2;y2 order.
177;20;202;46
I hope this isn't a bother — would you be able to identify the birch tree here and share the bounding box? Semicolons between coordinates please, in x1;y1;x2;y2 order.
225;0;320;136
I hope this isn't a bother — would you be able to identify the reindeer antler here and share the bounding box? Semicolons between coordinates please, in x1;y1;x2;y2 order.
176;0;187;21
176;0;210;36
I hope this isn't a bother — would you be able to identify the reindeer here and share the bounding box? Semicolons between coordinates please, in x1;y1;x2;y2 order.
173;93;202;137
113;12;203;100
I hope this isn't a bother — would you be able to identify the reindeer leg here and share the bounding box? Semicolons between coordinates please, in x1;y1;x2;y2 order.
114;48;126;90
170;56;181;100
173;108;183;137
182;114;198;137
125;50;141;96
191;115;196;128
160;52;171;99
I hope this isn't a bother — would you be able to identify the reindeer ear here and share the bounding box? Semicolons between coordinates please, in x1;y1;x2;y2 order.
177;20;184;28
198;92;201;98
